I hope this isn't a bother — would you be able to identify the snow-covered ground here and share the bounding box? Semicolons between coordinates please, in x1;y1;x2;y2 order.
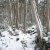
0;26;38;50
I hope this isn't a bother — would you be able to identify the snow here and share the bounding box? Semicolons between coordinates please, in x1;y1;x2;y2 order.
43;37;48;42
0;26;38;50
38;0;44;3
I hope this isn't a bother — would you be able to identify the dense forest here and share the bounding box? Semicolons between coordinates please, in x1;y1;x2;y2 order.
0;0;50;50
0;0;37;32
0;0;49;32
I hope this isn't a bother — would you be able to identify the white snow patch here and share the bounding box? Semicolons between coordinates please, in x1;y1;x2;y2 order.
0;26;38;50
38;0;44;3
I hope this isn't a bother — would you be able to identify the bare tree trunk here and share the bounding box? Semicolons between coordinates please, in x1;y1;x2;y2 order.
32;0;43;38
18;0;19;25
23;0;27;32
44;0;49;32
15;3;18;28
9;0;13;27
19;3;21;24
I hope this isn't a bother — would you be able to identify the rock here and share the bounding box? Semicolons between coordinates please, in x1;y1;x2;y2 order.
14;31;19;36
6;45;8;47
0;32;2;37
8;30;13;35
16;38;19;41
13;28;15;31
2;35;5;37
21;41;27;47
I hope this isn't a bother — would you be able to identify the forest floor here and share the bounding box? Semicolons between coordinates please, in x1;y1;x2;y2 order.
0;25;39;50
